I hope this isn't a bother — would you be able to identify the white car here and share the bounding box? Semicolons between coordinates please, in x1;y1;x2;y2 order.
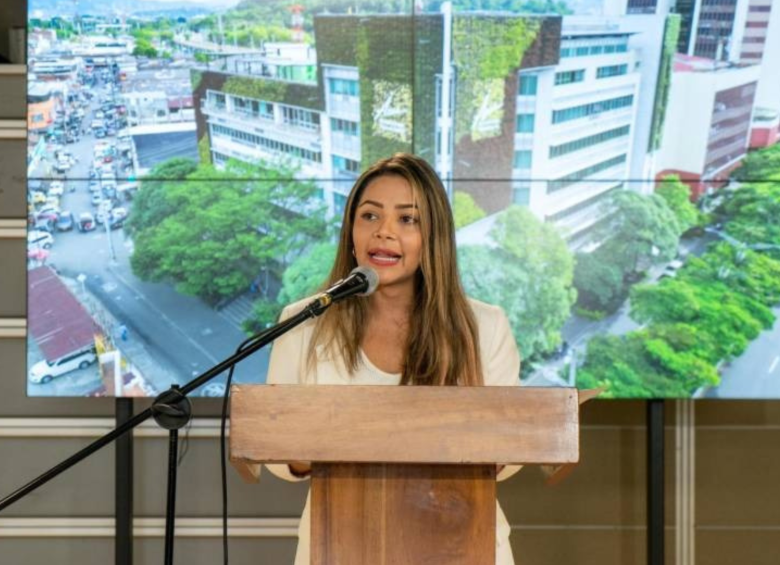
28;230;54;249
48;181;65;196
29;348;97;384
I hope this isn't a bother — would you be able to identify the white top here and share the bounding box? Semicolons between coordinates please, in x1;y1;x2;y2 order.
264;297;522;565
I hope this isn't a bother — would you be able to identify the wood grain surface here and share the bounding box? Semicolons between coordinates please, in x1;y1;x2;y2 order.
311;463;496;565
230;385;579;466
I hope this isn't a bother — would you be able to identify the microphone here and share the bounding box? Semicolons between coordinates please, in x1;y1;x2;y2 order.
306;266;379;315
319;266;379;306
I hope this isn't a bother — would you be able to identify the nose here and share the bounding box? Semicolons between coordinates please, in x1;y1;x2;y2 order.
374;215;397;240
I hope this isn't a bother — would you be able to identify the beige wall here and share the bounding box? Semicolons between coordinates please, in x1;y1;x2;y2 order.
3;1;780;561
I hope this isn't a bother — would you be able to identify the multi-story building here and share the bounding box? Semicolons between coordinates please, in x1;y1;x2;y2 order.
193;8;654;248
739;0;773;63
748;0;780;147
27;83;55;133
674;0;776;64
655;54;760;196
516;19;641;247
121;69;199;175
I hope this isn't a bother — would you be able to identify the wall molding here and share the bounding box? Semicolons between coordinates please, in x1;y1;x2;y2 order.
0;127;25;139
0;318;26;338
0;517;299;538
0;219;27;239
0;417;229;438
6;418;778;439
0;65;26;75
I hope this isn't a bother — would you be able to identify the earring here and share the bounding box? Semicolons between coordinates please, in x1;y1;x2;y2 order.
352;247;356;257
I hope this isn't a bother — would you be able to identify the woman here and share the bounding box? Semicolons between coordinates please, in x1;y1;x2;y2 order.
265;153;522;564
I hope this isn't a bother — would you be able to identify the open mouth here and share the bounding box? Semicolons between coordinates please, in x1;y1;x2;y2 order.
368;249;402;265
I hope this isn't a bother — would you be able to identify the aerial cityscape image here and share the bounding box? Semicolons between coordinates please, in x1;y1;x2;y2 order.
25;0;780;398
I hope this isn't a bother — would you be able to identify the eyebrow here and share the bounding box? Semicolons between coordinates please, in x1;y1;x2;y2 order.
358;199;418;210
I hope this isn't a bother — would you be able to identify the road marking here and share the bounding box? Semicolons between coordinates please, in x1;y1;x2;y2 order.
108;269;220;365
769;356;779;374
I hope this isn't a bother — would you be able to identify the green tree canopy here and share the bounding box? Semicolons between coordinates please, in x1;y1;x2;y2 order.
597;190;681;275
132;38;158;58
277;242;338;305
452;191;486;229
656;174;701;235
572;250;625;311
630;277;773;360
130;159;327;305
719;180;780;252
732;144;780;181
125;158;198;238
459;206;576;359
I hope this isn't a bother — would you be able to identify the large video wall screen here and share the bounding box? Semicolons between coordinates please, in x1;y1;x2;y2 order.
26;0;780;398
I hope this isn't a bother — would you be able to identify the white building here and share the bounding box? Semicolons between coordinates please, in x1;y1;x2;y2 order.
517;19;641;248
655;54;761;196
201;41;361;217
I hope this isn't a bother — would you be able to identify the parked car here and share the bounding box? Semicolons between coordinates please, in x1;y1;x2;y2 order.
108;214;125;230
56;211;75;232
659;259;685;280
48;181;65;196
78;212;96;232
29;347;97;384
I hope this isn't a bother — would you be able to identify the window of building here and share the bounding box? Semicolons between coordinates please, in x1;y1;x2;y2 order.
552;95;634;124
516;114;535;133
596;64;628;78
560;37;630;58
512;181;531;205
332;155;360;175
547;154;627;193
329;78;359;96
549;125;630;158
518;74;538;96
211;92;226;110
554;69;585;85
210;123;322;164
334;193;348;218
282;106;320;131
545;184;622;222
331;118;359;136
513;150;533;169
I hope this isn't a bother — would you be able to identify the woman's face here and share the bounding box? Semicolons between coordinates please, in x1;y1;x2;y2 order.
352;175;423;293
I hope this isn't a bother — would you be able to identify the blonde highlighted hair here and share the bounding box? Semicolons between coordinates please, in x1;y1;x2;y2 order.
307;153;483;386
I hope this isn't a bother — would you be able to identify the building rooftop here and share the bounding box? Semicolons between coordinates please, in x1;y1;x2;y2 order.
28;266;102;362
674;53;754;73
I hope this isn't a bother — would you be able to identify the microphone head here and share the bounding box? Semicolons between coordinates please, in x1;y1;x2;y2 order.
353;266;379;296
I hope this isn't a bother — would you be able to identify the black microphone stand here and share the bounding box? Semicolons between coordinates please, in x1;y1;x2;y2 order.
0;296;332;565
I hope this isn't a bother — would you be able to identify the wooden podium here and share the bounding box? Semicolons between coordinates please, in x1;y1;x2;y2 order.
230;385;582;565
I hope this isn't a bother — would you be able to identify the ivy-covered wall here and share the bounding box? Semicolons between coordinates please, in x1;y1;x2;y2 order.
648;14;681;152
451;15;540;145
222;76;322;111
413;15;444;163
190;69;227;165
450;15;551;214
355;16;416;166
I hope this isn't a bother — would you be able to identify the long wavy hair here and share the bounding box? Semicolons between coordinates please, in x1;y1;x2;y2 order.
307;153;483;386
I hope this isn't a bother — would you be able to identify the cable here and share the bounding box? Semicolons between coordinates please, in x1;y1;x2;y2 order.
219;326;277;565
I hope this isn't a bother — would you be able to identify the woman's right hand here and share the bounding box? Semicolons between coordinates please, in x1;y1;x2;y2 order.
289;462;312;478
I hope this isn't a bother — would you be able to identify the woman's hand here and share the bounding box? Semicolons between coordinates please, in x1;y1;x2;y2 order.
289;462;312;478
